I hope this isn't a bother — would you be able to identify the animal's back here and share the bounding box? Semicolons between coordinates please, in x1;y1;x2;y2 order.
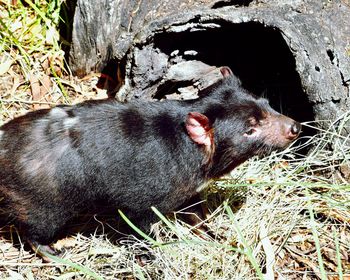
0;99;203;239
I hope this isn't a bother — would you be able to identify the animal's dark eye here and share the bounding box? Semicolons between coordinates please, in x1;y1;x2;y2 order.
245;128;256;135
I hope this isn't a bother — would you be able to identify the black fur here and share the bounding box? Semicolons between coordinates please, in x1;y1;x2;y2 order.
0;73;300;248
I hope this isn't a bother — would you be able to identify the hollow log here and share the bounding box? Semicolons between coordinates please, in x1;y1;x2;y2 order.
69;0;350;133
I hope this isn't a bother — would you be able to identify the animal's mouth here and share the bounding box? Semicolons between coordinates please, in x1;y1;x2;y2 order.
256;134;300;157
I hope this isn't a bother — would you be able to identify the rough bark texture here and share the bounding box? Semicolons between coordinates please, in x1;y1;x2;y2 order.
69;0;218;76
69;0;350;132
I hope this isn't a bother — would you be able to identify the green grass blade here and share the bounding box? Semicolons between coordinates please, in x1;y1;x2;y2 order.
23;0;52;27
50;64;70;101
308;201;327;280
118;209;160;246
333;230;344;280
43;252;103;280
0;18;31;65
224;201;264;279
151;206;190;241
134;264;147;280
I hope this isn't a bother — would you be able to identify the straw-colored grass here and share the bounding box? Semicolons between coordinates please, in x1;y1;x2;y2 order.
0;1;349;279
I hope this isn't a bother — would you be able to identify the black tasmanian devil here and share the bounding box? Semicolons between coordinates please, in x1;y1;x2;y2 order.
0;67;301;257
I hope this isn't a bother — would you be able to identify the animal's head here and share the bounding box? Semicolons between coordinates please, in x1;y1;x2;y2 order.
186;67;301;177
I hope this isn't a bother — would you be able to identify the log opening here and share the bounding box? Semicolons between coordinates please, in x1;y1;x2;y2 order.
149;21;316;142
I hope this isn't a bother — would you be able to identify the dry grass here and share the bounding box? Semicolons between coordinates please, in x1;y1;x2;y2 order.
0;1;350;279
0;0;108;126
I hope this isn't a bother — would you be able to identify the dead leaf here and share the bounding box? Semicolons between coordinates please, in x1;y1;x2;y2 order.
40;74;51;91
320;208;350;224
29;74;43;110
41;58;50;75
0;57;13;76
287;248;323;279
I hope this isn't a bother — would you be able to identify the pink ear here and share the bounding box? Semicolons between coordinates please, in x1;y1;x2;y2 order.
186;112;213;146
220;66;233;78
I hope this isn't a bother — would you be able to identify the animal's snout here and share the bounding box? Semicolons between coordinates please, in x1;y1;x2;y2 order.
286;121;301;140
263;114;301;149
